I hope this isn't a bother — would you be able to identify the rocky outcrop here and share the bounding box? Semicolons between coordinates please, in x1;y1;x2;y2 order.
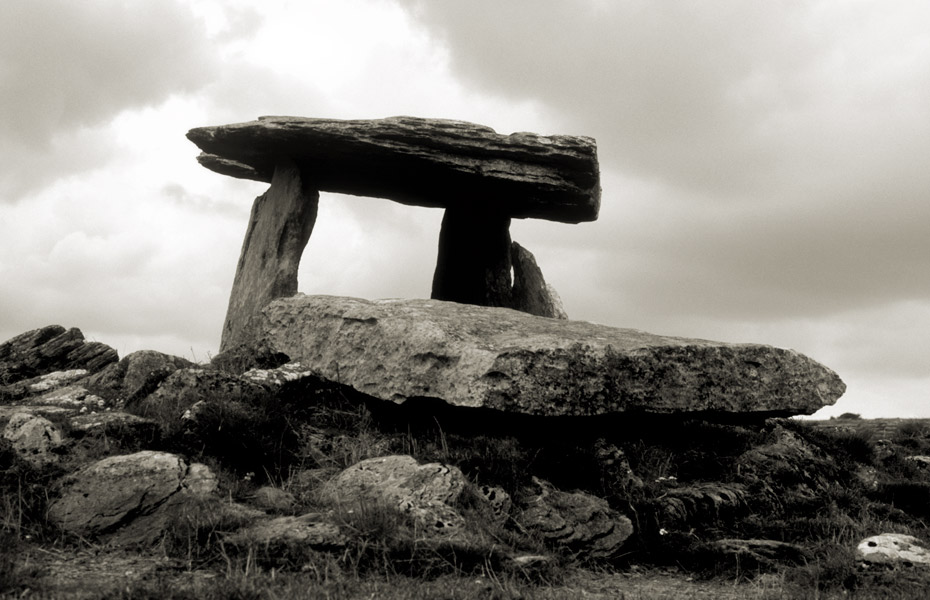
220;158;318;352
0;326;117;385
510;242;568;319
322;455;467;534
246;294;845;417
514;477;632;558
85;350;194;405
187;116;600;223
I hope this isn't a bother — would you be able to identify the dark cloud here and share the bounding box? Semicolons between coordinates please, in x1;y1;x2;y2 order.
0;0;217;200
399;0;930;320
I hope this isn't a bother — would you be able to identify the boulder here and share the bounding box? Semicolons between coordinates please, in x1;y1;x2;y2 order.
84;350;194;405
2;412;62;465
48;451;186;536
514;477;632;558
0;326;117;384
510;242;568;319
247;295;845;417
187;116;600;224
322;455;466;534
857;533;930;567
47;451;217;544
220;158;318;351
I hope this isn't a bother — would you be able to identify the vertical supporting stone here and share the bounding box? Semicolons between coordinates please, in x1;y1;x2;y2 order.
220;159;319;352
510;242;568;319
431;208;512;307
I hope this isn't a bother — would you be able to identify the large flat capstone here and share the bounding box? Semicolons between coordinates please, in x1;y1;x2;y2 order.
186;116;600;223
245;295;845;417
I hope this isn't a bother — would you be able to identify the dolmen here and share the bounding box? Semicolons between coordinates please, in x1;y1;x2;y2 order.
187;116;595;351
187;116;845;417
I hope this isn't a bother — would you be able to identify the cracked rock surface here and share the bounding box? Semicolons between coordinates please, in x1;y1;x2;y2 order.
48;451;203;539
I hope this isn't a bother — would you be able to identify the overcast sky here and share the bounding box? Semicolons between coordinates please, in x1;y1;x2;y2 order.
2;0;928;418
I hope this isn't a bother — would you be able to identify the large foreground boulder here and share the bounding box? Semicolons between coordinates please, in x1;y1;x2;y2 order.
244;295;845;417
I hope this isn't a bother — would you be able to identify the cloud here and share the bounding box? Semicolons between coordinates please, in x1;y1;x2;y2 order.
0;0;217;200
399;0;930;320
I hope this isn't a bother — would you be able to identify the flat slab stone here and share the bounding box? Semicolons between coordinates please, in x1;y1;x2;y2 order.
245;295;845;417
187;116;600;223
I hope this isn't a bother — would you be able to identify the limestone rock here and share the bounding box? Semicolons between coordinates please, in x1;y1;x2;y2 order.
2;412;62;465
248;295;846;417
0;326;117;384
514;477;632;558
224;513;346;566
474;484;513;526
323;455;466;534
510;242;568;319
857;533;930;567
1;369;89;403
242;362;318;388
85;350;194;405
187;116;600;224
33;384;105;409
657;483;747;528
431;209;512;307
48;451;192;538
220;158;318;352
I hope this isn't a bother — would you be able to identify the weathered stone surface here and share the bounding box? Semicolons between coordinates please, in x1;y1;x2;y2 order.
857;533;930;567
85;350;194;405
2;412;62;464
48;451;190;538
510;242;568;319
515;476;632;558
0;326;117;385
431;209;512;307
227;513;345;548
248;295;846;416
323;455;466;534
187;116;600;223
656;483;747;528
33;384;105;409
474;484;513;526
1;369;89;402
221;159;319;352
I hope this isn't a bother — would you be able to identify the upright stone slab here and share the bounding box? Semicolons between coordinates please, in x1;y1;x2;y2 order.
244;294;846;417
510;242;568;319
221;159;318;352
431;209;513;306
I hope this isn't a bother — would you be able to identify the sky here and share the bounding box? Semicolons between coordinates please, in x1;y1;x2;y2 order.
1;0;928;418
